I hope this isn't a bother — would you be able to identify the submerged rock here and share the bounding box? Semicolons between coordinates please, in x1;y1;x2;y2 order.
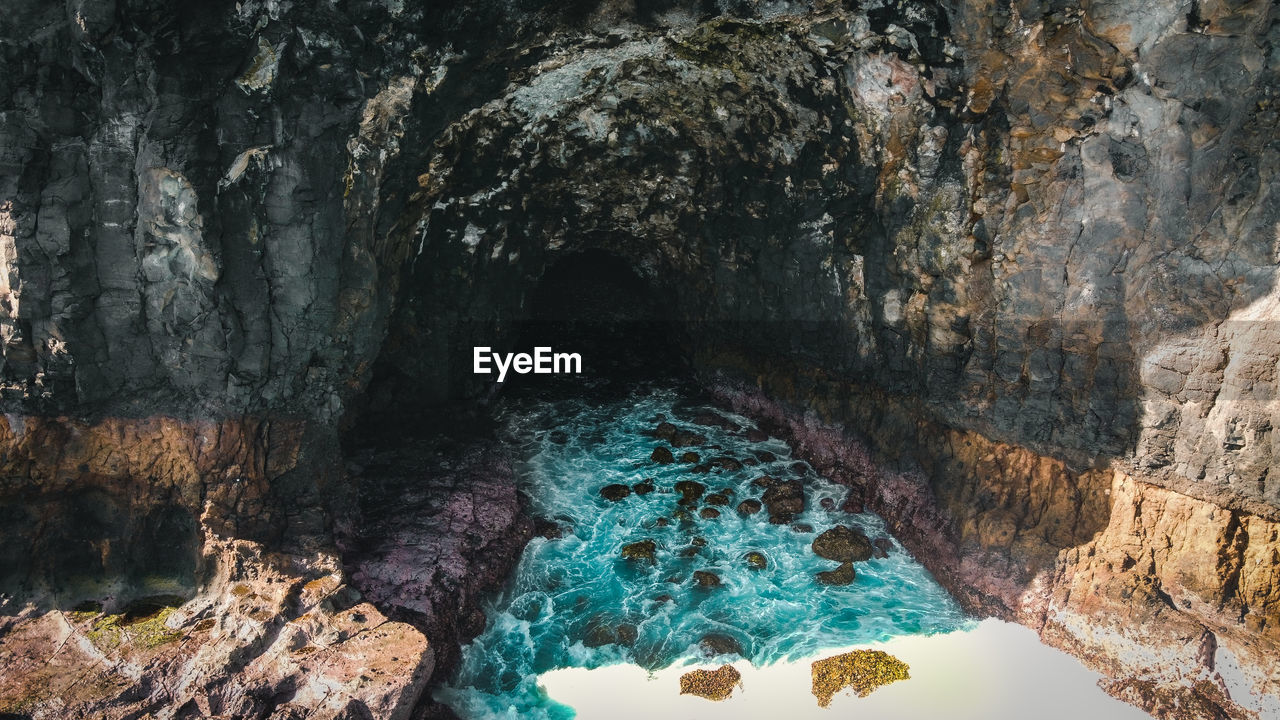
699;508;720;519
709;456;743;472
671;430;709;447
680;451;701;463
744;551;767;570
745;429;769;443
679;664;741;701
736;499;762;516
705;493;730;506
816;562;855;586
621;540;657;561
632;479;655;495
811;650;910;707
600;484;631;501
653;422;678;440
651;447;675;464
699;633;743;657
812;526;874;562
873;537;893;559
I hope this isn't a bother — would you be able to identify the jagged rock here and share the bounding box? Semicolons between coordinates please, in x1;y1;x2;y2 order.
736;499;763;516
651;447;675;464
633;479;656;495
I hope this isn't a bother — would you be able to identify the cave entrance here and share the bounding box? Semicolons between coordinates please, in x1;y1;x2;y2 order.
510;249;688;391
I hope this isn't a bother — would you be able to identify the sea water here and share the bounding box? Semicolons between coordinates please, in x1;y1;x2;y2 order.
435;385;971;719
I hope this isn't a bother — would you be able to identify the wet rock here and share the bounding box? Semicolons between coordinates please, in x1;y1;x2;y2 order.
680;451;701;463
751;476;777;489
583;624;616;648
654;517;670;527
653;422;678;440
791;523;814;533
705;493;730;506
653;594;673;605
617;623;638;646
633;480;656;495
791;462;809;475
671;430;708;448
820;497;836;511
736;499;762;516
699;508;721;519
742;457;759;467
744;551;768;570
534;518;564;540
691;536;708;547
746;429;769;443
674;480;706;503
699;633;743;657
680;664;741;701
709;456;743;472
651;447;675;464
693;571;721;588
754;451;776;463
621;540;657;561
873;538;893;559
816;562;856;586
762;479;805;523
690;464;712;474
600;484;631;501
679;546;700;557
812;526;874;562
691;413;741;432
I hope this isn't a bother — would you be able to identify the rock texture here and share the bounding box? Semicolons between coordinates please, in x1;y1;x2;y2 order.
1;0;1277;718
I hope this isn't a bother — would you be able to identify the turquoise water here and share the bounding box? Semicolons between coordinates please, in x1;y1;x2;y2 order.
435;385;970;719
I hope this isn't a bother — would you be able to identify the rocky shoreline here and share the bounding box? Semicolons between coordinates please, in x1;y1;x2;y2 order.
706;374;1280;720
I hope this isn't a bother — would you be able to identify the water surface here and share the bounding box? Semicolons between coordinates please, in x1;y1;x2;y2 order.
437;385;970;719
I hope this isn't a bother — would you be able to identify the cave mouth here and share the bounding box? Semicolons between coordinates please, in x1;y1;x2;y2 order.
509;249;689;392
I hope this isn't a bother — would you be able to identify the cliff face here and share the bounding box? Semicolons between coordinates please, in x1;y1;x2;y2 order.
0;0;1277;718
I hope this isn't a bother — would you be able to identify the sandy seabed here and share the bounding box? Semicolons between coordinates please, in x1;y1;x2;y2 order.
539;618;1153;719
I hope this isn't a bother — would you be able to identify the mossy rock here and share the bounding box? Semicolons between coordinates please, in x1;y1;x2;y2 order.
674;480;706;503
811;649;910;707
679;664;741;701
811;526;874;562
621;539;657;561
693;570;721;588
744;551;767;570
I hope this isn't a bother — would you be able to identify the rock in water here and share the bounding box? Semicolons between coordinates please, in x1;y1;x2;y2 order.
816;562;855;585
600;484;631;501
651;447;675;464
699;633;743;657
674;480;706;503
693;570;721;588
762;479;805;523
811;650;910;707
679;665;741;701
632;479;655;495
736;499;763;516
680;451;701;463
812;526;874;562
744;551;768;570
621;540;657;561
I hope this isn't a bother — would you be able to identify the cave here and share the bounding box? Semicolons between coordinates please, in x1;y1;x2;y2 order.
510;248;689;387
1;1;1278;719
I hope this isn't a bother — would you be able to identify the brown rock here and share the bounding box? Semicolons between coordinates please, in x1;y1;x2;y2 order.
679;664;741;701
680;451;701;463
762;479;805;523
736;499;763;516
816;562;856;586
693;571;721;588
699;508;721;519
651;447;675;464
621;540;657;561
812;526;874;562
600;484;631;501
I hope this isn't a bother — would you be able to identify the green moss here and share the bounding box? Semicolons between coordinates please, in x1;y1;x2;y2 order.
83;601;184;652
811;649;910;707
